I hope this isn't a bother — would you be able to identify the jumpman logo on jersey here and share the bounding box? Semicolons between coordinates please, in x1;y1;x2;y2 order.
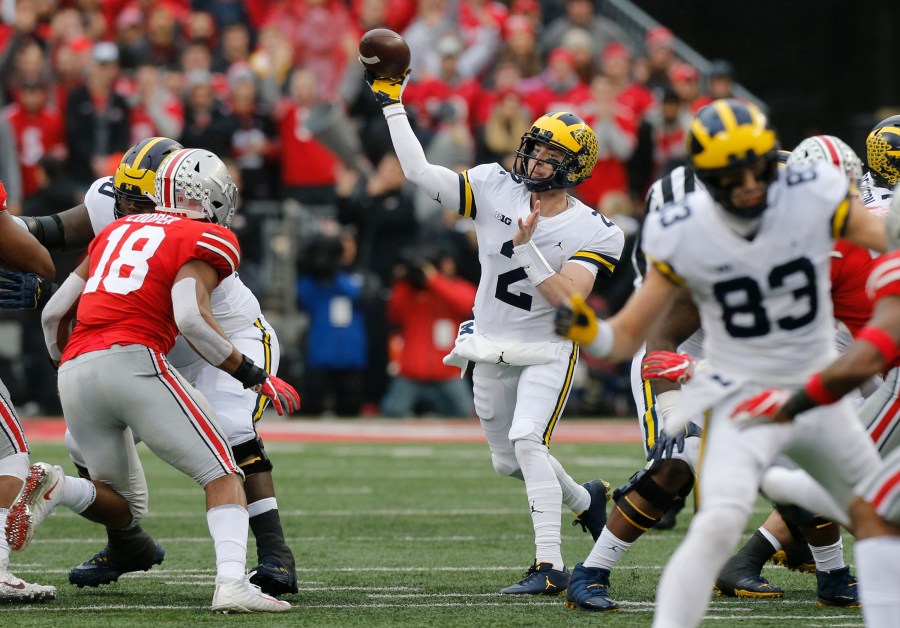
496;352;510;365
432;192;442;204
555;240;563;249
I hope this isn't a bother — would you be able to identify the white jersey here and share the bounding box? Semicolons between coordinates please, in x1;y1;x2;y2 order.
642;162;850;387
83;177;263;361
860;171;893;216
457;163;624;343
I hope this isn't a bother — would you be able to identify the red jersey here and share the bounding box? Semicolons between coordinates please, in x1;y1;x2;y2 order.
831;240;876;337
276;101;338;187
4;103;65;196
866;251;900;369
61;213;240;364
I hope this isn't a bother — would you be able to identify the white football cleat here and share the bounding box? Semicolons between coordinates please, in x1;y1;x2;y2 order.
6;462;65;552
211;575;292;613
0;570;57;602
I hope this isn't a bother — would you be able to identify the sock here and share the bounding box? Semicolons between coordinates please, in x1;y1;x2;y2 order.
855;537;900;628
811;538;845;572
515;440;564;570
207;504;249;581
62;476;96;514
547;454;589;513
247;497;277;518
0;508;9;572
584;527;631;570
758;527;782;552
249;507;293;566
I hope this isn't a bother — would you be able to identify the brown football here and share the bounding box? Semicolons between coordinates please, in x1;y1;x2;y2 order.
358;28;410;78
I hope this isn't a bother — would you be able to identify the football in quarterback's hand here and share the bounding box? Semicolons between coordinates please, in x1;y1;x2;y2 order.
358;28;410;78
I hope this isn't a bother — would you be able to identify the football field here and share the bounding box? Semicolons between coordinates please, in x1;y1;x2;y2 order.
5;423;863;627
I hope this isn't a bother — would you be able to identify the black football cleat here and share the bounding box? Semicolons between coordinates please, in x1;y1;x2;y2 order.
572;479;611;540
69;543;165;588
500;562;569;595
249;561;298;597
715;573;784;598
564;563;619;612
815;566;860;608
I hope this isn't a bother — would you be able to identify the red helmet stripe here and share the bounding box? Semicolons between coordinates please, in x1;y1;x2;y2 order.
161;149;193;209
818;135;841;168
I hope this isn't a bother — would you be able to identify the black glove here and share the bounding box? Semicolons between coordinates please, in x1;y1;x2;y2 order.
647;422;702;462
0;268;55;309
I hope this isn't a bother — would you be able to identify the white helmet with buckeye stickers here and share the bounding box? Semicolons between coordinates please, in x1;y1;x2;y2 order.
786;134;862;191
154;148;238;228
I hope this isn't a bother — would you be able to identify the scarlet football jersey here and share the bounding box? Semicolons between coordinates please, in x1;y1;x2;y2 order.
61;213;240;363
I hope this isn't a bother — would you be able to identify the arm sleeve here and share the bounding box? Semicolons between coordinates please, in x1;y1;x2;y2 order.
386;109;461;212
41;273;85;361
171;277;234;366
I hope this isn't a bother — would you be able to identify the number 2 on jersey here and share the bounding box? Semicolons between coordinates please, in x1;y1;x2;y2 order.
83;224;166;295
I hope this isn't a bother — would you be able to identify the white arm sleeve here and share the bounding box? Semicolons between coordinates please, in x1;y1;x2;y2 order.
171;277;234;366
41;273;86;361
386;108;461;211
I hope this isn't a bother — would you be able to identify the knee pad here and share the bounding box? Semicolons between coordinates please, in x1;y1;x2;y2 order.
0;452;29;481
491;451;521;478
231;437;273;477
612;465;692;531
775;503;833;530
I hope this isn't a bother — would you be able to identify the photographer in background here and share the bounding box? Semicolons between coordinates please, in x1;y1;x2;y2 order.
381;243;477;418
295;228;370;417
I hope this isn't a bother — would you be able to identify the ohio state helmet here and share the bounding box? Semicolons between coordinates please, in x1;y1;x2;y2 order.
787;135;862;190
154;149;237;228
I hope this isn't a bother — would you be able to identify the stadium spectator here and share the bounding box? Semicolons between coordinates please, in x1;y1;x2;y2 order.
600;42;654;120
478;87;532;169
694;58;736;110
526;47;590;117
145;3;184;69
227;65;277;202
64;42;130;186
248;24;295;107
497;15;543;81
381;242;476;417
669;63;702;112
128;64;184;144
276;68;339;207
403;0;455;80
540;0;633;60
178;69;236;158
114;6;152;70
212;22;251;74
4;78;64;201
643;25;676;95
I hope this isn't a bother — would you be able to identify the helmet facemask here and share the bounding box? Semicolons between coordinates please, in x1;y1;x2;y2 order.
695;151;778;220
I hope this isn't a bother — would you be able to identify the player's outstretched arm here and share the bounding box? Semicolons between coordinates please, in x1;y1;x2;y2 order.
172;260;300;415
0;205;54;278
366;73;461;214
844;196;887;253
12;203;95;252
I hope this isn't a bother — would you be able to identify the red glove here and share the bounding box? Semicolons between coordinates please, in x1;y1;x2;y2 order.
641;351;695;383
257;375;301;416
730;389;792;426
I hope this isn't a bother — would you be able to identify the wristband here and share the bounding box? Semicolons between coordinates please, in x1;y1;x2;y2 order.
781;390;816;417
804;372;840;406
856;326;898;366
513;240;555;286
587;320;614;357
232;355;268;390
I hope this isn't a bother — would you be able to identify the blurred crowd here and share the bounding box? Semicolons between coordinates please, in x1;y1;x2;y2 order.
0;0;738;418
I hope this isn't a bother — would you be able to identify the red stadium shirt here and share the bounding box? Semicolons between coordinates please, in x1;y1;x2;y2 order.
5;103;65;196
61;213;240;364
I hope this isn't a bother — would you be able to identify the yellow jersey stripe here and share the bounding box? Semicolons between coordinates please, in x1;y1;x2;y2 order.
572;251;617;275
646;255;686;286
694;409;712;510
457;171;477;219
831;195;851;239
252;319;273;422
642;379;657;450
542;344;579;446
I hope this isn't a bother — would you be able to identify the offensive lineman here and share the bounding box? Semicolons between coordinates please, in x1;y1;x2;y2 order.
554;99;887;627
1;137;299;596
0;180;57;602
28;148;298;612
366;70;622;593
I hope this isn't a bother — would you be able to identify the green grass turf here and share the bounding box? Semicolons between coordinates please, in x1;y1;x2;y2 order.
4;441;862;626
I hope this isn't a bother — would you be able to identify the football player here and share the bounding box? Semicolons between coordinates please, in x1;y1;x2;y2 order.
731;188;900;627
367;71;623;594
861;115;900;214
0;180;57;603
555;99;886;627
3;137;299;596
27;148;297;612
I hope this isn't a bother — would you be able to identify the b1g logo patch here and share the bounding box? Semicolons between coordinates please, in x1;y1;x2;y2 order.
494;211;512;225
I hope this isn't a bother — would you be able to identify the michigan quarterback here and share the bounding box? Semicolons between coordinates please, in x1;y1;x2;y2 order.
555;99;886;627
367;71;623;594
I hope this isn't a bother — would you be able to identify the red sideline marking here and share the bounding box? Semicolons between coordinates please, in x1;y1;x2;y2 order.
19;417;642;444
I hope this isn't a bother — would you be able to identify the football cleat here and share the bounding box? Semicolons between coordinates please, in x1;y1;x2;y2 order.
68;543;165;587
771;546;816;574
564;563;619;612
0;571;56;603
500;561;569;595
211;575;292;613
572;479;611;540
6;462;65;552
815;566;860;608
714;573;784;598
653;504;682;531
249;561;298;597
